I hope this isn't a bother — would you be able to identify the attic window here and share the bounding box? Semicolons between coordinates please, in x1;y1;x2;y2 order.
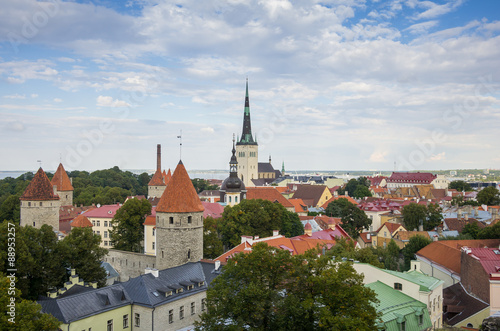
394;283;402;291
176;288;183;294
187;285;194;290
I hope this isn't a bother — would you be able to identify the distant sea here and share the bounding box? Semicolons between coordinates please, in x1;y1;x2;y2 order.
0;171;26;180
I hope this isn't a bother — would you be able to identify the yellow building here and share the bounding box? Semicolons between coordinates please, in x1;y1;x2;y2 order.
372;222;406;248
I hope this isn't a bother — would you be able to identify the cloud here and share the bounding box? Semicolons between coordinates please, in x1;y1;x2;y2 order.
201;127;215;134
53;98;63;103
3;93;25;99
369;151;388;162
428;152;446;161
96;96;130;107
405;20;438;34
408;0;464;20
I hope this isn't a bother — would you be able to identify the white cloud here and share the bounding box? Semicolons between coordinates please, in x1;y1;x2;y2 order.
405;20;438;34
96;96;130;108
201;127;215;134
3;93;25;99
369;151;388;162
53;98;63;103
428;152;446;161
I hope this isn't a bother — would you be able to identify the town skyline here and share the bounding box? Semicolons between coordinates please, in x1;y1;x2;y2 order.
1;0;499;172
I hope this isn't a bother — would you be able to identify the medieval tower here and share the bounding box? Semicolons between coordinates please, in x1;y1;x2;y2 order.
51;163;74;206
148;144;166;198
236;79;258;187
19;167;60;230
220;135;247;206
154;160;204;270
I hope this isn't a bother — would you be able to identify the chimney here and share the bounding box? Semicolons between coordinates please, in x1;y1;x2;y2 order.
464;214;469;221
367;233;371;240
215;260;221;271
70;177;73;184
157;144;161;172
145;267;159;277
474;206;479;216
273;230;279;236
433;235;438;242
71;269;76;276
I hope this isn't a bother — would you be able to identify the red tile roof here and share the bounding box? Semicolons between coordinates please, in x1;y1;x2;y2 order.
321;195;358;209
156;161;204;213
84;204;121;218
467;248;500;279
444;218;485;233
246;187;294;208
148;169;165;186
387;172;437;184
143;207;157;226
359;232;372;243
288;198;308;213
51;163;73;191
367;176;387;186
201;201;224;219
376;222;406;234
20;168;60;201
292;184;329;207
70;214;93;228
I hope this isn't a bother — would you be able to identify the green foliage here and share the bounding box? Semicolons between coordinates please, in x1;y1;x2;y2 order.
477;222;500;239
203;217;223;259
401;203;443;231
384;240;401;271
402;235;431;271
218;199;304;249
0;221;108;299
451;195;480;207
0;194;21;224
462;223;481;239
109;198;152;252
191;178;219;194
477;186;500;205
324;198;371;239
449;180;472;192
195;243;379;330
327;238;384;268
0;274;61;330
338;177;372;198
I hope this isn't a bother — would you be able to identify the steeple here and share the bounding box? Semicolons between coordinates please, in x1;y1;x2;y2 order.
237;78;257;145
230;134;238;174
282;161;285;175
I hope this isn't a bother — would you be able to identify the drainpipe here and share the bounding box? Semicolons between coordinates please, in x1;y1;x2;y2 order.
152;306;156;330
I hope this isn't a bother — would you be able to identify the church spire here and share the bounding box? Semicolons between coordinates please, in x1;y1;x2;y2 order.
237;78;257;145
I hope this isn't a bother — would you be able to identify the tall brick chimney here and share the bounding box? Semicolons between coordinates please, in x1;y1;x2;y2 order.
157;144;161;172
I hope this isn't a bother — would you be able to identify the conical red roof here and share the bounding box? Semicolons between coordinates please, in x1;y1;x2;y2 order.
51;163;74;191
71;214;92;228
156;161;204;213
148;169;165;186
165;169;172;185
20;168;60;201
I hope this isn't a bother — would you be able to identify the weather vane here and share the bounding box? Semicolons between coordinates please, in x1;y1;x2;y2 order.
37;160;42;168
177;130;182;160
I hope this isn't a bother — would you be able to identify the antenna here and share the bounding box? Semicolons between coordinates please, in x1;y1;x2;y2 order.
37;160;42;168
59;153;62;164
177;130;182;160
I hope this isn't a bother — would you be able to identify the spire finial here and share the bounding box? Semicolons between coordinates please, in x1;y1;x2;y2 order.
177;130;182;160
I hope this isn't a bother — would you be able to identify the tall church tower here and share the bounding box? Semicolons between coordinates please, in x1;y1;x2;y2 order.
155;160;204;270
220;135;247;206
51;163;74;206
20;168;60;230
236;79;258;187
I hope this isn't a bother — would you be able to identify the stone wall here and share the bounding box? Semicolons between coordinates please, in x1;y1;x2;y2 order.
156;211;203;270
104;250;156;282
148;185;165;199
20;200;60;230
57;190;73;206
461;251;490;303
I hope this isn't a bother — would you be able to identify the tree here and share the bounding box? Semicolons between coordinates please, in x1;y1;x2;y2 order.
401;203;427;231
477;186;500;205
324;198;371;239
462;222;480;239
0;274;60;330
477;222;500;239
384;240;401;271
426;203;443;230
203;216;223;259
109;198;152;252
353;185;372;199
449;180;472;192
218;199;303;249
195;243;379;330
339;177;372;198
0;195;20;224
327;237;383;268
60;227;108;288
402;235;431;271
191;178;219;193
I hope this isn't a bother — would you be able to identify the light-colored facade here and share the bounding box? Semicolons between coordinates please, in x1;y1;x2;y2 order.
84;204;121;248
431;174;450;189
20;199;60;230
372;222;406;248
236;144;258;187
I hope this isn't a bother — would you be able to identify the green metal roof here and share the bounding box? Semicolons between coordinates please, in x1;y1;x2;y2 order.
382;269;443;292
366;281;432;331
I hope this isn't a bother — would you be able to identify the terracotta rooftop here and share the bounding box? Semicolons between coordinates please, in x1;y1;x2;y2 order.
70;214;93;228
246;187;294;208
143;207;157;226
292;184;329;207
51;163;74;191
288;198;308;213
466;247;500;279
394;231;430;241
444;218;485;233
359;232;372;243
376;222;406;234
163;169;172;185
156;161;204;213
201;201;224;219
148;169;165;186
20;168;60;201
84;204;121;218
321;195;358;209
387;172;436;184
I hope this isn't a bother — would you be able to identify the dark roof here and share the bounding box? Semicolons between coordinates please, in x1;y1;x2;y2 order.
387;172;437;184
39;283;132;324
121;262;218;308
258;162;275;173
237;79;257;146
443;283;489;326
20;168;59;201
292;184;329;207
444;218;486;233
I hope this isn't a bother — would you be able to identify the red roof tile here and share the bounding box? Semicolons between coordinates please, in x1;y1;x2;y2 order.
20;168;59;201
376;222;406;234
164;169;172;185
288;198;308;213
156;161;204;213
201;201;224;219
84;204;121;218
387;172;436;184
246;187;294;208
143;207;157;226
148;169;165;186
51;163;74;191
70;214;92;228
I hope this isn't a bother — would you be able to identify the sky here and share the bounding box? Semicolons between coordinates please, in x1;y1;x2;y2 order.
1;0;499;173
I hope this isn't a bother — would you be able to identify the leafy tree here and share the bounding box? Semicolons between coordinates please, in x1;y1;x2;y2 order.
462;222;480;239
203;216;223;259
195;243;379;330
426;203;443;230
0;194;20;224
324;198;371;239
191;178;219;194
384;239;401;271
477;222;500;239
218;199;303;249
0;274;60;330
327;237;383;268
353;185;372;199
402;235;431;271
338;177;372;198
449;180;472;192
477;186;500;205
109;198;152;252
402;203;442;231
60;227;108;288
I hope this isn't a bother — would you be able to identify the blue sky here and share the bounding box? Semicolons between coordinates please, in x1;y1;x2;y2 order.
1;0;499;172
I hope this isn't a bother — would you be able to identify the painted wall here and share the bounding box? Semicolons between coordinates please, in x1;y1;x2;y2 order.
235;144;258;188
62;304;132;331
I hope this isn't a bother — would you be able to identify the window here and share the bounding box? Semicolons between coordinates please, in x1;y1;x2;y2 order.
229;196;232;203
418;314;423;325
394;283;402;291
188;216;192;224
135;313;140;327
104;231;108;238
169;217;174;224
191;302;195;315
104;241;108;246
33;222;36;227
180;306;184;320
123;314;129;328
107;319;113;331
28;202;31;207
104;221;108;227
202;298;206;311
152;228;155;236
169;309;173;324
97;231;100;236
40;202;42;206
97;220;100;226
400;321;405;331
152;242;155;250
92;220;96;226
235;196;238;202
188;249;191;259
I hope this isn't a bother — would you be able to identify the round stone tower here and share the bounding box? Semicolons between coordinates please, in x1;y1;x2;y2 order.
20;167;60;230
155;160;204;270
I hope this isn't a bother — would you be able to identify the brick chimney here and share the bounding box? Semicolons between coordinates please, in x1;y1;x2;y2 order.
157;144;161;172
304;222;312;236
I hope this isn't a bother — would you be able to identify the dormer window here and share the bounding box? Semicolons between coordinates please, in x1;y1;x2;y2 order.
187;285;194;290
394;283;402;291
176;288;183;294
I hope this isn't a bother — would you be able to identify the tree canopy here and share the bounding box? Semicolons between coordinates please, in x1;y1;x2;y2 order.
195;243;379;331
324;198;371;239
203;216;224;259
401;203;443;231
449;180;472;192
109;198;152;252
337;177;372;198
191;178;219;193
218;199;304;249
402;235;431;270
477;186;500;206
